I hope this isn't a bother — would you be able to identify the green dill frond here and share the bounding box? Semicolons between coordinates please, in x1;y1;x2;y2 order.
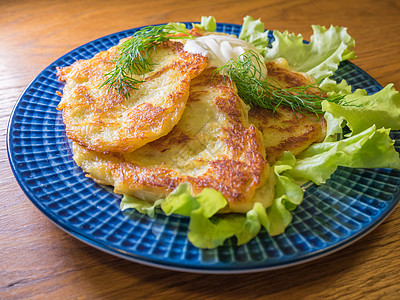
215;50;346;114
100;24;194;98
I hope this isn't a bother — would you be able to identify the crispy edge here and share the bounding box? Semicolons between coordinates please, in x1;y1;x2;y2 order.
57;41;208;153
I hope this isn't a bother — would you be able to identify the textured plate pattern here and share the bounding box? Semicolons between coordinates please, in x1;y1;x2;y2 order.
7;23;400;273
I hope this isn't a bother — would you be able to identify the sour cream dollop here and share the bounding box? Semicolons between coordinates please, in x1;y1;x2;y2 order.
184;34;267;78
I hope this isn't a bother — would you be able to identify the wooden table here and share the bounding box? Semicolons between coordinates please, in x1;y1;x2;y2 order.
1;0;399;299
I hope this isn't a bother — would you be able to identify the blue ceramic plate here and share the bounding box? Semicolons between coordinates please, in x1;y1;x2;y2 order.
7;23;400;273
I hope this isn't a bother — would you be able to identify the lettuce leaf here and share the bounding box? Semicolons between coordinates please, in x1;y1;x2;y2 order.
323;111;345;142
318;78;353;141
165;22;189;34
265;25;356;82
161;183;201;216
322;83;400;135
238;16;270;56
288;125;400;184
265;152;304;235
162;183;250;248
320;77;353;96
120;195;163;218
193;16;217;32
161;183;266;248
167;16;216;35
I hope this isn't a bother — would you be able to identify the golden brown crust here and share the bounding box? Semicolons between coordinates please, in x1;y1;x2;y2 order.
73;69;271;213
265;59;316;89
249;106;326;164
249;58;327;164
57;40;207;153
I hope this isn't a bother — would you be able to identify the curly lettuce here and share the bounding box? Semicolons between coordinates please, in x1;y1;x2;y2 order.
239;16;356;82
265;25;356;82
288;126;400;185
193;16;217;32
322;83;400;135
238;16;270;56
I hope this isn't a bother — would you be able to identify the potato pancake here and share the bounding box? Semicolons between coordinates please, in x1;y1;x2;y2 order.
73;69;274;213
249;58;327;164
57;40;207;153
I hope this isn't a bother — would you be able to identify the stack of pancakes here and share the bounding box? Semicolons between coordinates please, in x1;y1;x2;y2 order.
57;39;325;214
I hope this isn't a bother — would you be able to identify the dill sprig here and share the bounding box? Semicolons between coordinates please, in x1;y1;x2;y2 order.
100;24;194;98
215;50;346;114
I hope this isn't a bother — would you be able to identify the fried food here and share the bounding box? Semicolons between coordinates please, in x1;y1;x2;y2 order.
73;69;274;213
249;106;326;164
57;41;207;153
249;58;327;164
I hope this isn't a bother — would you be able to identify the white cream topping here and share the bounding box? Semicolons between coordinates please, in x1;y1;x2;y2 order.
184;34;267;78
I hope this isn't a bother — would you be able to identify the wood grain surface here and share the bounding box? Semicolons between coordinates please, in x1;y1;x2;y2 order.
1;0;399;299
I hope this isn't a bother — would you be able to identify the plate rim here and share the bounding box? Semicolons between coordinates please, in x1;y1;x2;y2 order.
6;22;400;274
